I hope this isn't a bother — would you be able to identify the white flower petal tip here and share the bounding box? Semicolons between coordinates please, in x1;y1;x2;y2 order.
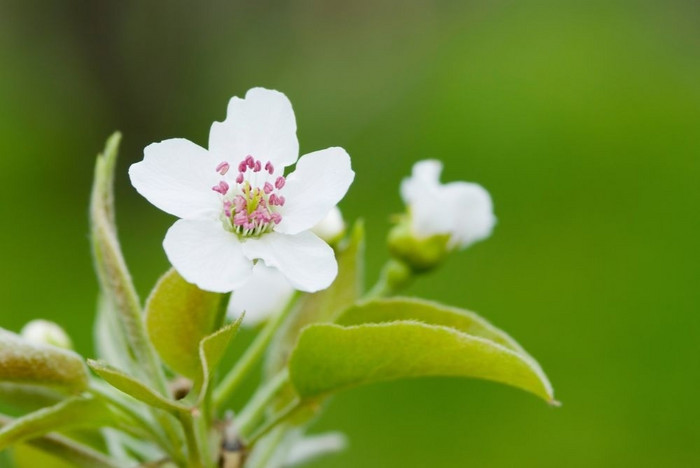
20;320;73;350
131;88;353;293
401;159;496;250
227;263;295;326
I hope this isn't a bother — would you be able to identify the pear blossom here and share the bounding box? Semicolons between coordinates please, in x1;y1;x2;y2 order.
129;88;354;293
401;159;495;249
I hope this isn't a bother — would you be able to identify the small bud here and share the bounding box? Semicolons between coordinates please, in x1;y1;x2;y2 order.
387;216;450;273
20;319;73;350
311;206;346;245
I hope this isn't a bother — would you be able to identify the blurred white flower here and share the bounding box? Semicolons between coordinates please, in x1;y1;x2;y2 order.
227;263;295;326
310;206;345;243
401;159;495;249
130;88;355;293
284;432;348;467
20;319;73;349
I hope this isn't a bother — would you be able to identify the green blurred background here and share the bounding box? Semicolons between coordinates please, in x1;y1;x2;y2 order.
1;0;699;466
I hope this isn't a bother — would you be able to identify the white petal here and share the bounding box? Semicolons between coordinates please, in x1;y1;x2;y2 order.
227;263;295;326
275;147;354;235
444;182;496;248
241;231;337;292
163;219;253;293
310;206;345;242
400;159;443;205
401;160;453;237
209;88;299;171
401;159;495;247
129;139;221;219
285;432;348;467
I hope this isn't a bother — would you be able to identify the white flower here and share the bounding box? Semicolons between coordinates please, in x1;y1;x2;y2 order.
20;319;73;349
130;88;355;293
401;160;495;249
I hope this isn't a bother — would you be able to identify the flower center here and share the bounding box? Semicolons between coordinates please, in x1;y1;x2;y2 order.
212;155;286;237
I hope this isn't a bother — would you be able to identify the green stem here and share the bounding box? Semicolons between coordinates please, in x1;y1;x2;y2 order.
213;292;299;408
179;412;203;468
365;258;413;299
236;369;290;437
246;399;304;449
246;425;286;468
89;383;182;464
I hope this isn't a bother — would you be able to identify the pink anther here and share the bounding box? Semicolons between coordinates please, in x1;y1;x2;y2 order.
263;182;274;194
245;155;255;169
233;211;248;226
216;161;230;175
236;173;244;184
275;176;285;189
233;195;246;211
264;161;274;174
212;181;229;195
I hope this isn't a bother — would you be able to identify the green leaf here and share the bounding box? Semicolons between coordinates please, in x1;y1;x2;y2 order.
266;221;365;375
288;321;556;404
196;318;243;404
0;383;64;412
0;328;88;394
146;268;224;379
12;438;121;468
87;360;188;415
0;397;116;450
90;133;165;390
336;297;538;365
1;413;121;468
93;295;136;374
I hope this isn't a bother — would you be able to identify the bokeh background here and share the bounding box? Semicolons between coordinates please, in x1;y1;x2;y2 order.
1;0;699;466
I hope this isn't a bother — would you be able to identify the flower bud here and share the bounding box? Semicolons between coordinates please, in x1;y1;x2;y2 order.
311;206;346;245
389;160;496;272
387;216;451;272
20;319;73;350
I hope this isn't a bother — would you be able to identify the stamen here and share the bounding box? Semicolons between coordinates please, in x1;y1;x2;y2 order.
218;156;284;237
212;181;229;195
216;161;230;175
